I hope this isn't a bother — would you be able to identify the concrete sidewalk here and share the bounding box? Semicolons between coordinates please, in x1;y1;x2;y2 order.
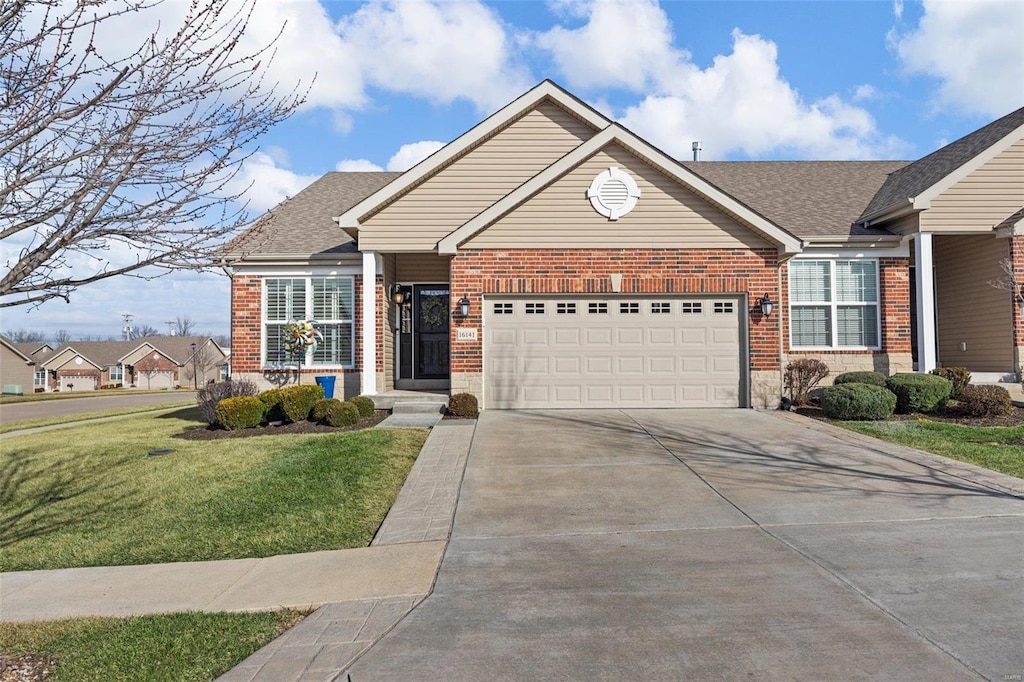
0;420;476;679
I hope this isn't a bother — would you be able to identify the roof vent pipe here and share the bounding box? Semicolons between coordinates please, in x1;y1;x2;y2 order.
692;141;702;162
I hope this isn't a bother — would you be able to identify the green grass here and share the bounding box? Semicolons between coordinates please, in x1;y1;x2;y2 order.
837;419;1024;478
0;402;195;434
0;609;308;681
1;408;427;571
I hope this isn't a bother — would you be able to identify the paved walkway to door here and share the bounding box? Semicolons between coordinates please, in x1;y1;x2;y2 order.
345;409;1024;681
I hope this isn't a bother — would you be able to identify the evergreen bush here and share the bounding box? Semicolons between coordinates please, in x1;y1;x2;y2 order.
930;366;972;399
885;373;952;414
349;395;376;418
197;379;258;425
323;400;359;427
833;371;886;387
279;384;324;422
954;384;1012;417
821;383;896;421
447;393;479;418
214;396;265;430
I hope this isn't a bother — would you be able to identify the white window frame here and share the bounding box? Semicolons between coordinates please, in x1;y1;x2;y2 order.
33;368;46;388
262;277;356;369
109;364;124;382
789;259;881;351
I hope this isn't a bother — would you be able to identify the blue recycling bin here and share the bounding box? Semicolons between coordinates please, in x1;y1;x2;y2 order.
314;375;336;399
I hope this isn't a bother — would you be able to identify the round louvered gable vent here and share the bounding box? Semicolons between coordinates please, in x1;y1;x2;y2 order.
587;167;640;220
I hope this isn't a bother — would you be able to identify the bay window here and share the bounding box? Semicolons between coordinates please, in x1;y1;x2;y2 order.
264;277;354;366
790;260;880;349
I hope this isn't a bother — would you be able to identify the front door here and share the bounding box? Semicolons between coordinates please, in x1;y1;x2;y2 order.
397;284;450;383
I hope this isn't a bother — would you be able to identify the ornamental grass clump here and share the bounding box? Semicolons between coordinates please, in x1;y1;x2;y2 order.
197;379;258;425
833;371;887;387
885;373;952;414
821;383;896;421
215;396;266;431
349;395;376;418
783;358;829;405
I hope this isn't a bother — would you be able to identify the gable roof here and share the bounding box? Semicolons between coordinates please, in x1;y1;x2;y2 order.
860;106;1024;222
0;335;34;363
335;80;611;231
43;346;105;371
438;124;803;256
45;337;222;368
224;172;400;262
681;161;909;238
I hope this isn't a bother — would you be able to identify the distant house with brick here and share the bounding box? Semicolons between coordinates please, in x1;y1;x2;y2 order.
40;337;227;391
223;80;1024;409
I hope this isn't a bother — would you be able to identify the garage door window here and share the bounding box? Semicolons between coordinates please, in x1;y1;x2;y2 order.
790;260;880;349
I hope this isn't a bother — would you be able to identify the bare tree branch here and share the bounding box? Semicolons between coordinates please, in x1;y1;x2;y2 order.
988;258;1024;309
1;0;307;307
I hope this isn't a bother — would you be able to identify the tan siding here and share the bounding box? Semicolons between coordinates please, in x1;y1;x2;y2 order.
464;143;772;249
882;212;920;236
935;235;1013;371
1;345;34;391
395;254;451;282
359;101;597;251
922;138;1024;233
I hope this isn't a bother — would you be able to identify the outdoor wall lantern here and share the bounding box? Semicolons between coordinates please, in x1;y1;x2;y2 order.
457;296;471;318
390;284;408;305
758;293;774;317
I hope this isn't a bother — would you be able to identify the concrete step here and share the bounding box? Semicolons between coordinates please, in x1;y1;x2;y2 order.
371;391;449;410
392;401;446;415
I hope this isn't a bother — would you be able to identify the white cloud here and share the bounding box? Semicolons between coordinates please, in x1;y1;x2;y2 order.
895;0;1024;117
893;0;904;20
853;84;878;102
336;159;385;172
616;30;906;160
335;139;447;173
535;0;687;92
228;152;320;212
337;0;532;112
385;140;446;171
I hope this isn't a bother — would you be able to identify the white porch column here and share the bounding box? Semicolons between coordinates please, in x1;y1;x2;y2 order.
914;233;937;373
361;251;379;395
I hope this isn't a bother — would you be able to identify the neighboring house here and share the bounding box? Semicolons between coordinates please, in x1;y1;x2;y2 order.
223;80;1024;409
0;335;37;394
40;337;227;391
9;342;54;392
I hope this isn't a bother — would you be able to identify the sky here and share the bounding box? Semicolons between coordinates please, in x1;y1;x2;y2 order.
3;0;1022;343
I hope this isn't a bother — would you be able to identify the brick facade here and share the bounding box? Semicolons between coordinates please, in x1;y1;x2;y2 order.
1011;235;1024;375
782;257;913;379
448;247;782;374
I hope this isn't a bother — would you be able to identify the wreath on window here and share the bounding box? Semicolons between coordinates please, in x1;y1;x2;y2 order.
420;295;448;328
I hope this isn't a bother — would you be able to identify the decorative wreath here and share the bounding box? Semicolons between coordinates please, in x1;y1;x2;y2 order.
282;319;323;356
420;295;448;328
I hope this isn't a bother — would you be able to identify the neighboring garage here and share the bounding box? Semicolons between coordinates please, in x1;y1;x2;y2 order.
484;296;745;409
59;375;96;391
136;371;175;390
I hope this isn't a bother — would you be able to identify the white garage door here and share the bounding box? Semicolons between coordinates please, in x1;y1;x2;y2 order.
60;376;96;391
138;371;175;389
485;296;743;409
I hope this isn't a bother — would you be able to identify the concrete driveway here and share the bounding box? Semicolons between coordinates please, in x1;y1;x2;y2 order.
0;391;195;424
348;409;1024;680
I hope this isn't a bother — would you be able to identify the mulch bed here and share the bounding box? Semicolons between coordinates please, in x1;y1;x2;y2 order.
0;654;58;682
173;410;390;440
794;404;1024;428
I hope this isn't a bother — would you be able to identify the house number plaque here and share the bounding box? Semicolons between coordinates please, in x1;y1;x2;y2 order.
456;328;478;342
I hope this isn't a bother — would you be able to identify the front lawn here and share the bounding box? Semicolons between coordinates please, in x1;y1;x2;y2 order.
0;609;307;682
837;419;1024;478
1;408;426;571
0;401;195;434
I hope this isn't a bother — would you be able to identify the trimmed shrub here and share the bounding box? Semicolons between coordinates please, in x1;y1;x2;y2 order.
311;398;337;423
259;388;285;422
783;358;830;404
215;396;266;431
821;383;896;421
349;395;376;418
279;384;324;422
885;373;952;414
447;392;479;418
323;400;359;427
833;371;886;387
197;379;259;425
954;384;1012;417
930;366;972;399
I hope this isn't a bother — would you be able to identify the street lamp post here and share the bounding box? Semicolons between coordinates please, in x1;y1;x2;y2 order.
190;342;198;389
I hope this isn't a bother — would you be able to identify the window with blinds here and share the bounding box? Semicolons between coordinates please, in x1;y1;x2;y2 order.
789;260;879;349
264;277;354;366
